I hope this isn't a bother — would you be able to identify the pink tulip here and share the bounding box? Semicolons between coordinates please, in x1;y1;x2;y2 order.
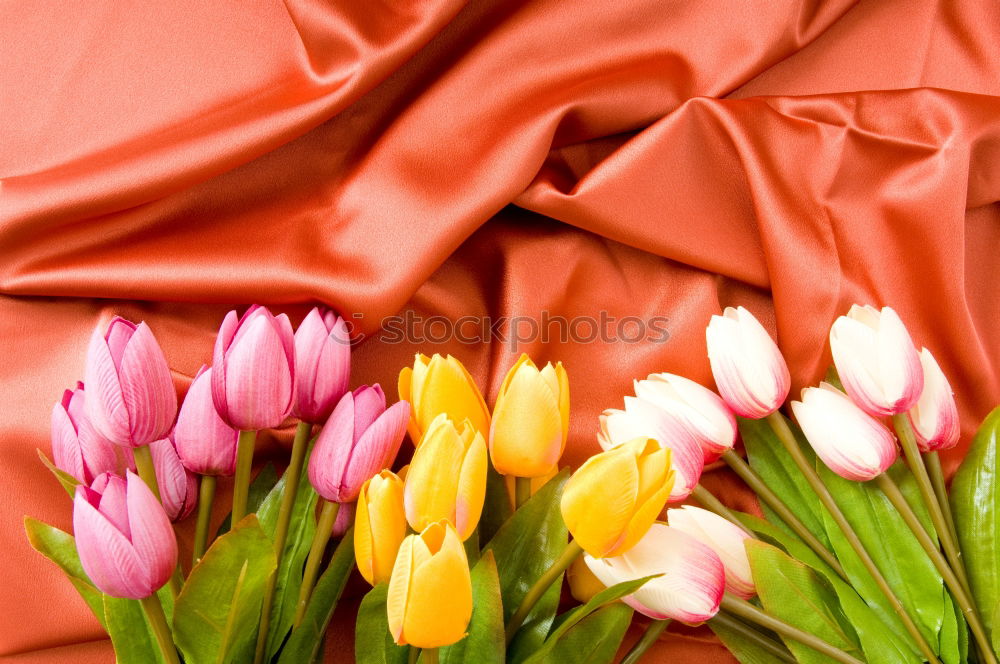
144;437;198;521
706;307;791;419
907;348;960;452
634;373;737;464
791;383;898;482
599;397;705;501
73;471;178;599
829;305;924;417
585;523;724;624
51;382;120;484
293;307;351;423
84;317;178;447
308;386;410;503
668;505;754;599
174;366;238;475
212;305;295;431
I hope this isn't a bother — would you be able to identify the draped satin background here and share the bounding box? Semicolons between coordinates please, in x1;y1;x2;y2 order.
2;0;1000;660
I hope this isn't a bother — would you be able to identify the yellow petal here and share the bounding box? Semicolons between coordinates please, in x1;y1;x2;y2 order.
610;465;674;557
405;416;463;532
561;441;640;557
403;523;472;648
454;430;488;540
386;534;415;644
368;472;407;585
490;362;563;477
397;365;422;444
567;553;606;604
556;362;570;446
354;480;377;584
496;353;533;399
411;354;490;444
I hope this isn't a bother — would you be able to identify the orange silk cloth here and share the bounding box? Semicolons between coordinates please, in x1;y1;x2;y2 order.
3;0;1000;661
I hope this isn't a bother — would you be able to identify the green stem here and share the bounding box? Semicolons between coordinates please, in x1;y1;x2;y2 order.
721;594;863;664
254;421;312;664
721;449;847;580
691;484;755;537
874;473;997;664
712;612;796;663
293;499;340;627
766;413;941;664
408;647;419;664
421;648;439;664
132;445;161;501
505;539;583;643
619;619;669;664
192;474;217;566
515;476;531;510
169;563;184;599
231;430;257;525
139;594;180;664
924;451;960;550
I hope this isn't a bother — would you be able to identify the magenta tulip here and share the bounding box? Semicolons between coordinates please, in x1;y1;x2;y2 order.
174;366;238;475
308;385;410;503
293;307;351;423
73;471;178;599
212;305;295;431
51;382;119;484
84;317;178;447
907;348;960;452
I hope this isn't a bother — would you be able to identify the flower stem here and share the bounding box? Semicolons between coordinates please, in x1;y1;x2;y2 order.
132;444;161;501
874;473;997;664
924;451;962;562
712;611;796;663
254;420;312;664
691;484;755;537
721;594;863;664
515;477;531;510
192;474;217;566
293;499;340;628
408;647;419;664
231;430;257;525
139;593;180;664
766;413;941;664
421;648;439;664
721;449;846;580
505;539;583;643
619;619;669;664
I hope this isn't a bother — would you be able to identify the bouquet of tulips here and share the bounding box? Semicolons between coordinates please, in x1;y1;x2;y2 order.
24;302;1000;664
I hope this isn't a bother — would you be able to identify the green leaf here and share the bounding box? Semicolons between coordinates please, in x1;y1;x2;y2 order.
37;448;80;498
355;583;411;664
278;530;356;664
479;461;514;545
173;515;277;664
24;517;106;628
710;618;784;664
104;596;165;664
440;551;505;664
215;463;279;537
541;603;633;664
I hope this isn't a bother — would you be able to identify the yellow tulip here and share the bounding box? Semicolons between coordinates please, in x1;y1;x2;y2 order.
489;354;570;477
398;353;491;445
404;414;487;540
560;437;674;558
567;554;606;604
503;465;559;511
387;521;472;648
354;470;407;586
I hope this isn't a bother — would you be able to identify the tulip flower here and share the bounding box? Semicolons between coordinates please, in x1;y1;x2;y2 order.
293;307;351;423
585;524;724;624
173;366;238;476
829;305;924;417
73;471;177;599
706;307;790;418
398;353;490;445
599;397;703;501
387;521;473;648
561;437;674;558
355;470;407;585
133;437;197;522
51;382;120;485
668;505;754;599
489;354;570;478
907;348;960;452
790;383;897;482
633;373;737;464
567;554;605;604
84;317;178;447
404;414;487;541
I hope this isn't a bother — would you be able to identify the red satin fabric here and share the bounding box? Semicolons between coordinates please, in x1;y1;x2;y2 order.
3;0;1000;661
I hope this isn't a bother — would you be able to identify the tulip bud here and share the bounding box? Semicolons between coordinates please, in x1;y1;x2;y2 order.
567;554;605;604
398;354;490;445
404;415;487;541
706;307;790;419
504;465;558;511
791;383;897;482
173;366;238;476
73;471;178;599
84;317;178;447
667;505;754;599
293;307;351;423
141;437;198;521
355;470;407;585
212;305;296;430
561;438;674;558
585;524;724;624
599;397;703;501
51;382;120;484
633;373;737;464
489;354;570;478
387;521;472;648
907;348;960;452
307;386;409;503
829;305;923;417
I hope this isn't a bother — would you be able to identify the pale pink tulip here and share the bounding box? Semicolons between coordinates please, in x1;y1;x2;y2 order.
706;307;790;418
668;505;754;599
84;317;178;447
294;307;351;423
907;349;960;452
174;366;238;475
212;305;295;430
73;471;177;599
51;382;119;484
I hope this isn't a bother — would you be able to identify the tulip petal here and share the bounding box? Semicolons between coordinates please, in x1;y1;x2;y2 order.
175;367;239;476
308;393;355;501
96;474;131;539
405;416;464;531
340;401;409;502
387;535;415;644
52;403;87;483
84;324;131;445
416;355;490;439
668;506;754;599
223;313;293;430
454;431;487;541
125;471;177;595
73;487;148;599
490;362;563;477
909;349;960;451
877;308;924;411
274;313;297;387
402;525;472;648
561;443;639;557
118;323;177;446
149;438;196;521
211;310;240;420
352;386;387;442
